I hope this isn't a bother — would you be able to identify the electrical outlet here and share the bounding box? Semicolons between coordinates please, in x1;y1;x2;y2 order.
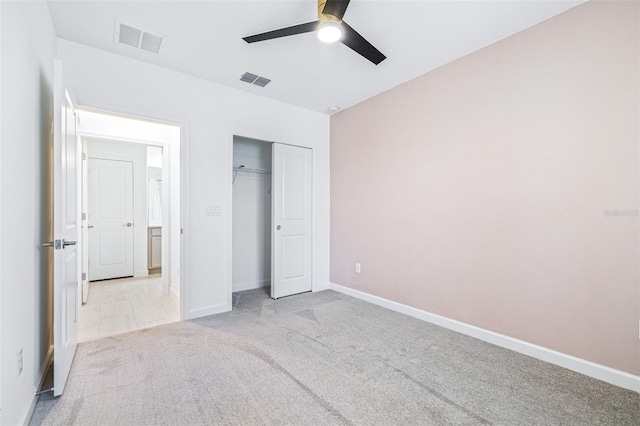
355;262;361;274
17;348;23;376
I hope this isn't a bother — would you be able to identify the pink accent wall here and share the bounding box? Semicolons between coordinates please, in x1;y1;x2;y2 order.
330;1;639;375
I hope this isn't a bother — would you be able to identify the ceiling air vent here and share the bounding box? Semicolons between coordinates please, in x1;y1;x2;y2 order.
117;23;141;48
240;72;259;84
240;72;271;88
140;32;164;54
253;77;271;87
115;20;165;54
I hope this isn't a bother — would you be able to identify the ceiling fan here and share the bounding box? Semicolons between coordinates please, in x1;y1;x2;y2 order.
242;0;386;65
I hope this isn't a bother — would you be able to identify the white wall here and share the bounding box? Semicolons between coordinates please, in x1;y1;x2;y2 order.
57;39;331;319
233;137;273;171
0;1;57;424
232;137;272;292
147;165;163;227
86;139;148;278
331;1;639;378
147;146;162;168
148;146;162;233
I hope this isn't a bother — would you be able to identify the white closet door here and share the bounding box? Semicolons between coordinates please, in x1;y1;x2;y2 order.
271;143;312;299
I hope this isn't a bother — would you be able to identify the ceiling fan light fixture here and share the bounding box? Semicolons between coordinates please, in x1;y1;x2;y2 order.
317;21;342;43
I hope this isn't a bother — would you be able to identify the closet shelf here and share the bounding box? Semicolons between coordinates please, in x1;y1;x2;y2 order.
232;166;271;175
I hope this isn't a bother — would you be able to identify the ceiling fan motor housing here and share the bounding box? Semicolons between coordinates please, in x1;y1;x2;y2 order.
318;0;342;24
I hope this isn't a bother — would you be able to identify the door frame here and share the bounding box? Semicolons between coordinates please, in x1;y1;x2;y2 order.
76;109;185;318
227;132;315;310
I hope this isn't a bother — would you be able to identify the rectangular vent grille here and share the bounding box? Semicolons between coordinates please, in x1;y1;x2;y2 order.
253;77;271;87
118;24;141;48
240;72;271;88
240;72;259;83
140;32;164;54
115;20;165;55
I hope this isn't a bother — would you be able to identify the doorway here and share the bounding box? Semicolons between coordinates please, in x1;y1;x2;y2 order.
231;136;313;304
77;110;181;340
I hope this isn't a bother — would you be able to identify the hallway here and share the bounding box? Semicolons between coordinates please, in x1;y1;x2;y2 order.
78;274;180;341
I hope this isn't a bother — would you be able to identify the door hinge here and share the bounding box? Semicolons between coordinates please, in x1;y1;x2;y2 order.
82;212;87;221
82;152;86;161
82;272;87;281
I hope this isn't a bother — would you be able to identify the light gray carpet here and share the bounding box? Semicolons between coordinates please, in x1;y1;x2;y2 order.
31;288;639;425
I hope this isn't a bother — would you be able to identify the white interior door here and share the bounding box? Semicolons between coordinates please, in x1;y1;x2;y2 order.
271;143;312;299
52;60;80;396
88;158;134;281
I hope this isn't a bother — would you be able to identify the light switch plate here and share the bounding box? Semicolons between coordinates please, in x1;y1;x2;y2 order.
205;205;222;216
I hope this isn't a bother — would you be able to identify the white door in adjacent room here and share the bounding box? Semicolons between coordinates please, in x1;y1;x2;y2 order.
88;158;134;281
271;143;312;299
51;59;80;396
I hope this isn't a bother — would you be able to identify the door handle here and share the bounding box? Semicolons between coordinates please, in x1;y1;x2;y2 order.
42;240;66;250
88;225;94;229
276;225;281;230
124;223;132;227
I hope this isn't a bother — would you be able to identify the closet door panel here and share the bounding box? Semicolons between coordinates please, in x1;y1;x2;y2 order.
271;143;312;299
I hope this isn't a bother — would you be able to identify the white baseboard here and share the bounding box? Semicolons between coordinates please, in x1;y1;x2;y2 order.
232;279;270;293
313;282;329;292
19;389;37;426
134;269;149;278
20;345;54;425
185;302;230;320
328;282;640;393
37;345;54;392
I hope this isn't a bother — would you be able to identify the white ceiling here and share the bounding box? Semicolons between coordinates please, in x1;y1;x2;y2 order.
47;0;584;114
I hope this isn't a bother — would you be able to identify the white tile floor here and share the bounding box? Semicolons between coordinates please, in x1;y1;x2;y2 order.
78;274;180;342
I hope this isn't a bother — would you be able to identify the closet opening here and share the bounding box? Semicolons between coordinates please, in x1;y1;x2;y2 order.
231;136;273;299
230;135;313;306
